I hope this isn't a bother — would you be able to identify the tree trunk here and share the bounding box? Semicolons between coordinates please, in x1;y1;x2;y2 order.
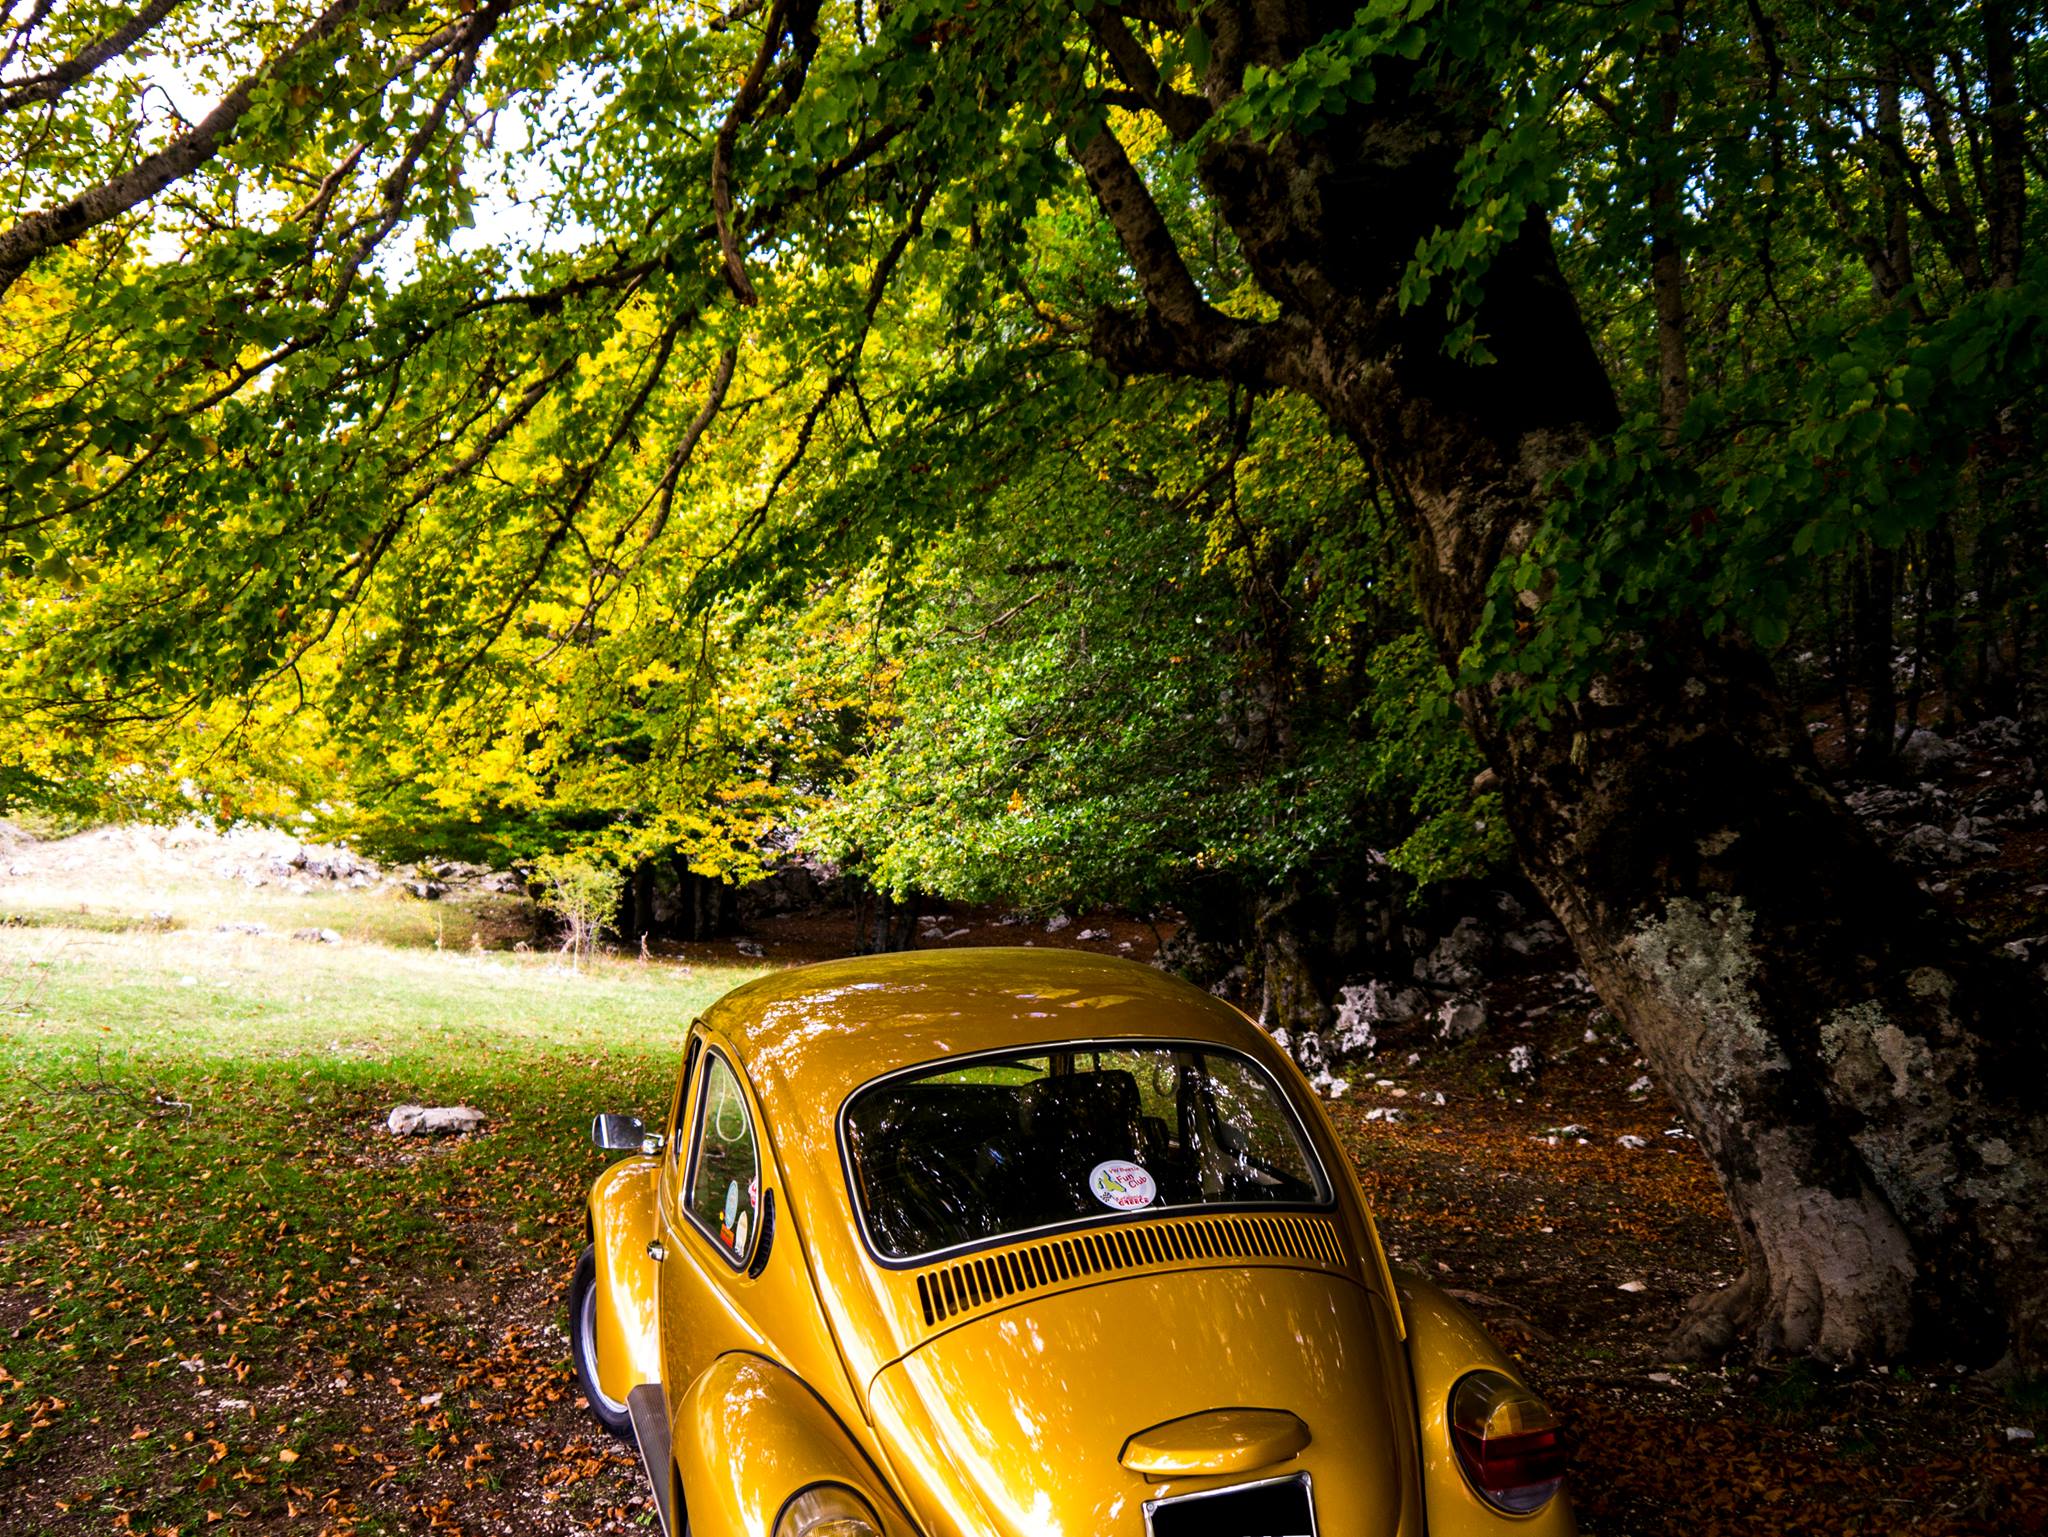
1926;510;1961;724
1647;4;1690;449
851;881;920;954
1981;2;2026;291
1490;639;2043;1364
1850;540;1897;773
1386;309;2048;1364
1079;0;2048;1364
669;856;734;942
1252;880;1331;1062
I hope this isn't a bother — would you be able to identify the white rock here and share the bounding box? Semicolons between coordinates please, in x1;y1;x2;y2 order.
1436;996;1488;1042
1617;1280;1647;1293
1331;984;1379;1054
1417;916;1493;988
1616;1134;1648;1150
386;1104;486;1136
1898;728;1959;777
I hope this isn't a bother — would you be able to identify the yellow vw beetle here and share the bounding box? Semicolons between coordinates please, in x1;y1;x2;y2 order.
570;949;1573;1537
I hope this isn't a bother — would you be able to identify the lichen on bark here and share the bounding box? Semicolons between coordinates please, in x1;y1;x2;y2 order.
1622;895;1786;1076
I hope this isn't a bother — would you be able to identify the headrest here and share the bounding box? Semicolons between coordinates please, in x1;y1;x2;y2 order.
1019;1071;1142;1135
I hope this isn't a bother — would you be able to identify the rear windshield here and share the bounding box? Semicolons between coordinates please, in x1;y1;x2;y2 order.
842;1042;1331;1262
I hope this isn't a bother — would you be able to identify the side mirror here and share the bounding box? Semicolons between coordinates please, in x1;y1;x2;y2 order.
591;1113;647;1152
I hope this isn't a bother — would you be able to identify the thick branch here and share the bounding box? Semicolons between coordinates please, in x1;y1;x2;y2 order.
1086;10;1209;141
0;0;407;299
1071;119;1295;386
1897;49;1986;290
710;0;815;305
0;0;182;115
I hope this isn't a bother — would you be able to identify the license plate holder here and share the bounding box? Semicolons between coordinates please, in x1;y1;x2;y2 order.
1142;1472;1317;1537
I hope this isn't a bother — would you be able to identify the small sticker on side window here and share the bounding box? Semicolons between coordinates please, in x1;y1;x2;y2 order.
1089;1160;1157;1210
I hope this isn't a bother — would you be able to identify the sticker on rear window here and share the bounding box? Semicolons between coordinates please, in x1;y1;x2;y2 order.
1089;1160;1157;1211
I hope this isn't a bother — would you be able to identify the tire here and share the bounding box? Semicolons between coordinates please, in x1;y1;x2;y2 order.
569;1244;637;1442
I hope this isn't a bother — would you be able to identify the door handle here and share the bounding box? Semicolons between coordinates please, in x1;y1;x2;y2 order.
647;1239;666;1262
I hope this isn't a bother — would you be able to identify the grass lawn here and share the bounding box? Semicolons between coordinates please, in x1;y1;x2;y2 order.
1;890;756;1536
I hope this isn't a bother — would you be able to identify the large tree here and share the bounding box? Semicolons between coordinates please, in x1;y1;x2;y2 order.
4;0;2045;1367
1046;0;2048;1372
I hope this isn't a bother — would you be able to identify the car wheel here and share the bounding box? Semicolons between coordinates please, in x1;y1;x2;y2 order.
569;1244;636;1443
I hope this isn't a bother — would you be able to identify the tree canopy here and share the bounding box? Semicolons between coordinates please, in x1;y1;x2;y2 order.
5;0;2041;852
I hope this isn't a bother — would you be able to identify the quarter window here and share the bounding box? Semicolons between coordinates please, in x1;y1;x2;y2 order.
686;1054;761;1266
668;1036;702;1178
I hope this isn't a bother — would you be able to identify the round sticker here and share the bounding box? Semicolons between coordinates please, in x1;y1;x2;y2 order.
723;1180;740;1227
1088;1160;1157;1211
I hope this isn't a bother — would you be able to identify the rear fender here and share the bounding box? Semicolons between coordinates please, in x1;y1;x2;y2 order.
1400;1273;1578;1536
675;1354;914;1537
588;1157;662;1406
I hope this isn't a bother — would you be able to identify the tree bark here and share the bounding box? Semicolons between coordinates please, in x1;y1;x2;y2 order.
1926;510;1961;724
1647;5;1690;449
1080;0;2048;1366
1980;2;2026;291
1252;879;1331;1062
1850;540;1897;773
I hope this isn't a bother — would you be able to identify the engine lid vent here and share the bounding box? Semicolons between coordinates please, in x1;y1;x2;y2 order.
913;1211;1347;1329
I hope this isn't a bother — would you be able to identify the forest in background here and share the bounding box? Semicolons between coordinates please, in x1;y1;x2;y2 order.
3;0;2045;1370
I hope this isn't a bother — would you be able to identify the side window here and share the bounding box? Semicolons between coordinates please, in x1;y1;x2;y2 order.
685;1054;761;1267
668;1036;702;1175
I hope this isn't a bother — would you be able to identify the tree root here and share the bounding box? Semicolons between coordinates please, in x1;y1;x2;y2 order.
1668;1268;1766;1361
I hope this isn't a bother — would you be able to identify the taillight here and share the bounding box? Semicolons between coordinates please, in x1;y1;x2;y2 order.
1449;1369;1566;1514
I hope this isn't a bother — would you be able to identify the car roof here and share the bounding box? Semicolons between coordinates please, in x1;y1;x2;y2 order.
699;947;1268;1126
